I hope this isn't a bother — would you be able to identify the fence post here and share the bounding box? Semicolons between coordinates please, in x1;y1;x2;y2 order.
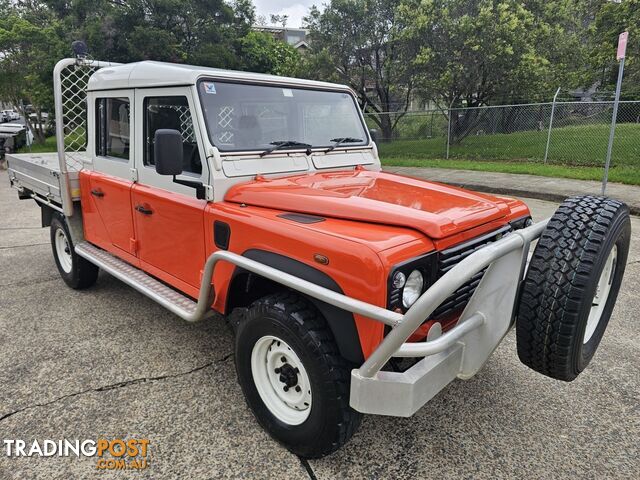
544;87;561;164
446;99;455;159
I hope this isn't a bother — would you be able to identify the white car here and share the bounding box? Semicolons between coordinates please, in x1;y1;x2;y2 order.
2;110;19;121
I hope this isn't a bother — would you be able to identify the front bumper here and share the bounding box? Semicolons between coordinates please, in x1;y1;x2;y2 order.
349;220;547;417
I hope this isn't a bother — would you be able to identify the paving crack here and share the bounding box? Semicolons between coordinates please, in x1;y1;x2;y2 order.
298;456;318;480
0;226;42;231
0;243;49;250
0;352;233;423
0;276;58;288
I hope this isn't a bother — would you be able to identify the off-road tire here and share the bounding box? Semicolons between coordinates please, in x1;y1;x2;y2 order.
234;292;362;458
50;214;99;289
516;195;630;381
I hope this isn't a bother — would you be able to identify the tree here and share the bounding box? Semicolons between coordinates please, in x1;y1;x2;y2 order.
304;0;416;140
400;0;589;142
0;1;67;143
236;30;301;76
588;0;639;98
270;14;289;28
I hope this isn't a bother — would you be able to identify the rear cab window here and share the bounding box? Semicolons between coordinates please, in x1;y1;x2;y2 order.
95;97;130;160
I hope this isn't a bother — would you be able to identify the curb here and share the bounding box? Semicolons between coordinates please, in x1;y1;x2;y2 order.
438;181;640;217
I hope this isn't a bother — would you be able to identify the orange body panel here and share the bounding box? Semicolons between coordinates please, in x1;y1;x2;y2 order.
82;169;530;360
131;183;207;290
80;170;138;266
225;170;516;239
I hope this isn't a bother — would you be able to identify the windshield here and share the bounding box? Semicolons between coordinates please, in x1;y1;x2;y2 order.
198;80;368;153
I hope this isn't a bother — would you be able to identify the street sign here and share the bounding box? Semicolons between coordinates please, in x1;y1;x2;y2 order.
617;31;628;61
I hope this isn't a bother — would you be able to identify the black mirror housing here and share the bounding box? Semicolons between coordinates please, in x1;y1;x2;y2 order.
154;129;183;176
368;128;379;143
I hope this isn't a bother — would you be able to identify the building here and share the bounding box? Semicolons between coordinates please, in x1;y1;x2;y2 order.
252;26;310;51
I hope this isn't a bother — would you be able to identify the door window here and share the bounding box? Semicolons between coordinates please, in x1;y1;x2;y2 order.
96;98;130;159
143;96;202;175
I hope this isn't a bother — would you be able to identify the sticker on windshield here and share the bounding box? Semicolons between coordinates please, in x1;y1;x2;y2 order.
203;82;217;94
282;88;293;97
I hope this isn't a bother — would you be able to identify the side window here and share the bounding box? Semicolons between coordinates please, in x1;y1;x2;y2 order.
144;96;202;175
95;98;130;159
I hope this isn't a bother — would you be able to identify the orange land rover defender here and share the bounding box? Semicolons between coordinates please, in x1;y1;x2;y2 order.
7;56;631;458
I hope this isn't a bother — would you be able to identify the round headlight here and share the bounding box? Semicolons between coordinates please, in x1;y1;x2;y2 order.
392;271;406;289
402;270;424;308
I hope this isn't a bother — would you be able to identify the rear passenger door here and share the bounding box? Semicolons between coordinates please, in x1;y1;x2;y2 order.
82;90;138;264
132;88;208;296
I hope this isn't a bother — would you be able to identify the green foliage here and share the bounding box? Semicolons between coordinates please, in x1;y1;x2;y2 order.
236;31;301;76
304;0;416;139
0;0;301;144
588;0;639;97
400;0;589;107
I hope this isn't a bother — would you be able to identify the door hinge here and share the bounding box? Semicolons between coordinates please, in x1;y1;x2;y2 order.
129;238;138;254
130;168;138;182
204;185;214;201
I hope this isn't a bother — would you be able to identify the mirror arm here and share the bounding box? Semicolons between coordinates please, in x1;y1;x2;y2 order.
172;175;206;200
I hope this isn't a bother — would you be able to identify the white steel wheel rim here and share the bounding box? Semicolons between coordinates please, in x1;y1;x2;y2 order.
584;245;617;344
250;335;312;425
54;228;73;274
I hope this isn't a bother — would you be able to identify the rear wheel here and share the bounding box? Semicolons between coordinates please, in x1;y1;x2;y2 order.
50;215;99;289
516;196;630;381
234;292;362;458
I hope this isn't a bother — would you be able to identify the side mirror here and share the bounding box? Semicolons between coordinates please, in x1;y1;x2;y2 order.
154;129;183;176
368;128;379;143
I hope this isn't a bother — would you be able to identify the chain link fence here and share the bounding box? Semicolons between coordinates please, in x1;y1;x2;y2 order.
366;100;640;170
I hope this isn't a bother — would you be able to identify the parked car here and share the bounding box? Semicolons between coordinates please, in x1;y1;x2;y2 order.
0;111;7;123
6;58;632;458
2;109;20;121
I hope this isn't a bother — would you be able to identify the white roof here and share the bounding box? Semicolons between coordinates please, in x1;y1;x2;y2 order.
87;60;349;92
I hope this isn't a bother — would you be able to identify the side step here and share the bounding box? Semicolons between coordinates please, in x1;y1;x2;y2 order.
75;242;211;321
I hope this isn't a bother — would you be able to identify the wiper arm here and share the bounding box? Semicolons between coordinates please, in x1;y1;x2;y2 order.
324;137;363;153
259;140;312;157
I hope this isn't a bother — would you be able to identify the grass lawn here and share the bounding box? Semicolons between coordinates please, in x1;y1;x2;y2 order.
379;123;640;186
17;135;57;153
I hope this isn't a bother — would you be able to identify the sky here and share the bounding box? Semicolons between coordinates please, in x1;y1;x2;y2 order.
253;0;321;28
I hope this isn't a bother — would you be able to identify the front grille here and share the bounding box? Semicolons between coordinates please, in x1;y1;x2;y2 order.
432;225;512;319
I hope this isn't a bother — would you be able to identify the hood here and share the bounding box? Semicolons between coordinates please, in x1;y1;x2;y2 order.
224;170;513;239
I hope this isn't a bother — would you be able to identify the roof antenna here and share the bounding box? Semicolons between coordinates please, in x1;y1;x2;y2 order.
71;40;88;60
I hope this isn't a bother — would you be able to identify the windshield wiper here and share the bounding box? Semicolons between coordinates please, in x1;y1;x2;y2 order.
324;137;363;153
259;140;312;157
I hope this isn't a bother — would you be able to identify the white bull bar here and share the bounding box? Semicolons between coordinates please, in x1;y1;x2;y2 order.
349;219;548;416
208;219;548;416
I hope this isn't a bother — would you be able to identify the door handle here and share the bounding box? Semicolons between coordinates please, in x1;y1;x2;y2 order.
135;204;153;215
91;189;104;197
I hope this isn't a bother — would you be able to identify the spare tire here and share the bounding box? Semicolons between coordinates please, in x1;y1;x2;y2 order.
516;195;630;381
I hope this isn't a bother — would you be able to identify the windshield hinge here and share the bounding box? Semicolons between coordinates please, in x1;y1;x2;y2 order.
130;168;138;182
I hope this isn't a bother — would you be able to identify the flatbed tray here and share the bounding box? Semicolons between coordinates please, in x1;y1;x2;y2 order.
6;152;88;206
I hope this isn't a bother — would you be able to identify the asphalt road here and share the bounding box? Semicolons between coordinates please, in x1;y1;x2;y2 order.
0;169;638;479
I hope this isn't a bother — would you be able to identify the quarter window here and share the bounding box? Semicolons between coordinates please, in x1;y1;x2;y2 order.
144;96;202;175
95;98;130;159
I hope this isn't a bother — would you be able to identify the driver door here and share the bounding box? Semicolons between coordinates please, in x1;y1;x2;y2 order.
132;87;209;297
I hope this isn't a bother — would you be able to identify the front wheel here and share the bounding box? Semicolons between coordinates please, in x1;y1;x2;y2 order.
234;292;362;458
50;214;99;289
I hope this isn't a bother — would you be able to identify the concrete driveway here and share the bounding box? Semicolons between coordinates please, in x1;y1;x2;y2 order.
0;169;638;479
